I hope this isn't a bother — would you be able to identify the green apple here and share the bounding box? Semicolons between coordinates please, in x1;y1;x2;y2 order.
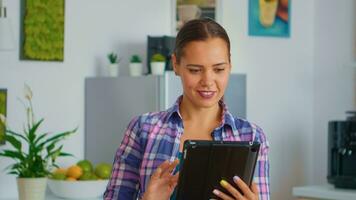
94;163;112;179
77;159;93;173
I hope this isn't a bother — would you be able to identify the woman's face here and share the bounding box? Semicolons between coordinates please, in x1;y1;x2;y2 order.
173;37;231;109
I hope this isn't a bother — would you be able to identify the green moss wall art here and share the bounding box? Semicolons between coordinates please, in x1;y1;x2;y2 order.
0;89;7;145
21;0;65;61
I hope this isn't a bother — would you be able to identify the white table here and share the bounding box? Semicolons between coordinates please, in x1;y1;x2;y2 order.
292;185;356;200
0;192;101;200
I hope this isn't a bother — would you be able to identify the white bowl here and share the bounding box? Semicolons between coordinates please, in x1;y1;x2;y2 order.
48;179;109;199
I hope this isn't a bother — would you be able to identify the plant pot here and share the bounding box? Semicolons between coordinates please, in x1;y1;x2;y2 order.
17;177;47;200
108;63;119;77
129;63;143;77
151;62;165;75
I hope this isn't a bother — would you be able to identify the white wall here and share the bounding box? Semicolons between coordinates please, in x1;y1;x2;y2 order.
223;1;314;199
0;0;171;198
312;0;356;185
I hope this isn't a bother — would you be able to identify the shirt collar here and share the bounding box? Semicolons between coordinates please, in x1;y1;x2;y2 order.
167;95;235;129
166;96;183;121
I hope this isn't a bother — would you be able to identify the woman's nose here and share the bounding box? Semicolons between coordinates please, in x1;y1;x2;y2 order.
200;70;214;87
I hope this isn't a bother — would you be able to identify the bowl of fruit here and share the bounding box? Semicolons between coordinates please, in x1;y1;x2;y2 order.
48;160;112;199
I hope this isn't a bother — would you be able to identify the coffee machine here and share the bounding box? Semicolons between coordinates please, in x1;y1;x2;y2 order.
147;36;176;74
328;111;356;189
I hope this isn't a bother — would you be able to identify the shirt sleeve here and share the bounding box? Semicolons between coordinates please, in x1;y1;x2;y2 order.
103;116;143;200
253;125;270;200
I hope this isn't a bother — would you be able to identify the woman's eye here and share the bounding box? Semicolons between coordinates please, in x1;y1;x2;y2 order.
189;69;200;73
214;68;225;73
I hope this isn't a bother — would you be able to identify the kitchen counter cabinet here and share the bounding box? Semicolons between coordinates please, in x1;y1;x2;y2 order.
293;184;356;200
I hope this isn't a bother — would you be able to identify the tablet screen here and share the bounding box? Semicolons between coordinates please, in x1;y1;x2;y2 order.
176;140;260;200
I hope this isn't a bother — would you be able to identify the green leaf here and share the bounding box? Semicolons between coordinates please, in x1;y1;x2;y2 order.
47;145;63;160
59;152;73;157
34;132;48;145
6;130;29;142
9;171;20;175
10;163;23;170
32;156;45;175
0;150;25;161
28;118;44;143
53;148;61;159
46;143;55;155
4;135;22;152
39;128;76;148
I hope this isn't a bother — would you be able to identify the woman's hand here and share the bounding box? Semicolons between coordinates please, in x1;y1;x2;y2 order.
142;160;179;200
212;176;259;200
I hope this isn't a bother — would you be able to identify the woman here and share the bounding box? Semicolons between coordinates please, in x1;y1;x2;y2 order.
104;18;270;200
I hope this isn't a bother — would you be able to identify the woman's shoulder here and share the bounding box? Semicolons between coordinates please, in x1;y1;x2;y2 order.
230;116;269;147
135;110;171;123
127;110;172;130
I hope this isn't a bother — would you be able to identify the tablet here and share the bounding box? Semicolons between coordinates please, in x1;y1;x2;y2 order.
176;140;260;200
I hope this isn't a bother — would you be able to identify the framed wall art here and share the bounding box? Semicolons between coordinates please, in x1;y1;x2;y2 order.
173;0;221;33
0;89;7;145
20;0;65;61
249;0;291;37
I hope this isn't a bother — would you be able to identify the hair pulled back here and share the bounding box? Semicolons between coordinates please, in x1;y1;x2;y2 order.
174;18;231;64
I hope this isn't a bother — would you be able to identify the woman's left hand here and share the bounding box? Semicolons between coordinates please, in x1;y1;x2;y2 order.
212;176;259;200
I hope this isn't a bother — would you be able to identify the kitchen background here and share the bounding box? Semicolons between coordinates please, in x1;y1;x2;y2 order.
0;0;355;199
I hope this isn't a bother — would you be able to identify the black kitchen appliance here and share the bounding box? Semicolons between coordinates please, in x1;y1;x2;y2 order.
328;111;356;189
147;35;176;74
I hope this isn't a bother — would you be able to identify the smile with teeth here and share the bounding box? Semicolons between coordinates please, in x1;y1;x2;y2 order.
197;91;216;98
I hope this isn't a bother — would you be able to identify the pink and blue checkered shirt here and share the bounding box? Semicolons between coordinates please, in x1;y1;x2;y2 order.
104;96;270;200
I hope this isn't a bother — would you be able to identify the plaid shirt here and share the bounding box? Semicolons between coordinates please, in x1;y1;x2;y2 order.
104;96;270;200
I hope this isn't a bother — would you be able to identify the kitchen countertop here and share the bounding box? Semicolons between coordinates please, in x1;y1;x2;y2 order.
0;192;102;200
292;184;356;200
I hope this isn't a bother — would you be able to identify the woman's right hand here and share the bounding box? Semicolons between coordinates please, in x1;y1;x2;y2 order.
142;159;180;200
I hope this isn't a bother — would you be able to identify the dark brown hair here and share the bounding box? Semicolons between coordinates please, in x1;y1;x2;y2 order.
174;18;231;64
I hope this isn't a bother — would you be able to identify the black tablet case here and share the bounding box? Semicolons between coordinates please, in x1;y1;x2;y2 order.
176;140;260;200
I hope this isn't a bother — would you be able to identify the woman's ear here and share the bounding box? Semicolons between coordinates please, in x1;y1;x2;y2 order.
171;54;180;76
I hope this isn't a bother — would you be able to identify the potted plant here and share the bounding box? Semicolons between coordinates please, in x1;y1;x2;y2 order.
0;85;77;200
107;52;120;77
129;54;143;77
150;53;166;75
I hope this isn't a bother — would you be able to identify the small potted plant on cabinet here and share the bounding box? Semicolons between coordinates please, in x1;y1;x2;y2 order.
150;53;166;75
0;84;77;200
129;54;143;77
107;52;120;77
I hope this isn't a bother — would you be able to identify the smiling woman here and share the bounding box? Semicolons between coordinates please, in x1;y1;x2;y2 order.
104;18;270;200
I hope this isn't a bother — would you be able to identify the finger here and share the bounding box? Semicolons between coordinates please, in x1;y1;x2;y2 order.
233;176;254;198
171;172;180;183
152;160;169;179
169;170;180;189
220;179;244;199
212;189;235;200
251;182;259;195
161;159;179;178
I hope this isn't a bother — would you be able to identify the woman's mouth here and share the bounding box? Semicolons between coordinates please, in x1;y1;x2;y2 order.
197;91;216;99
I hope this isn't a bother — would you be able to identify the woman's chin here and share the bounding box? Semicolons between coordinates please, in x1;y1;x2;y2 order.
194;96;220;108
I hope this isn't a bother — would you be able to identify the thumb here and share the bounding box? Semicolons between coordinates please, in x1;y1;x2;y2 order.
251;182;259;194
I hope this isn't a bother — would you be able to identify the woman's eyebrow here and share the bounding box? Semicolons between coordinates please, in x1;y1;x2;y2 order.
186;64;203;67
186;62;228;67
213;62;228;67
